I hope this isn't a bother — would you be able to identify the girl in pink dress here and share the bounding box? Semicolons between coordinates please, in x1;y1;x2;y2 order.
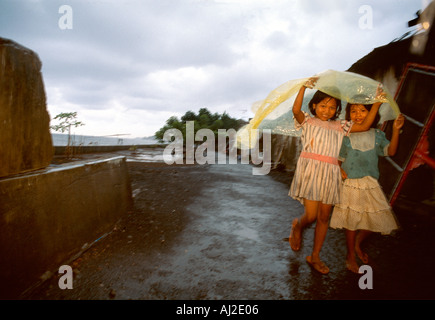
288;78;384;274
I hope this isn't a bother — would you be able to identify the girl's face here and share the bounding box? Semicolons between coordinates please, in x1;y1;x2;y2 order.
313;98;337;121
349;104;369;124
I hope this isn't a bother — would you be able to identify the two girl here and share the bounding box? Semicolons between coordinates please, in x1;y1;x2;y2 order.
330;101;404;273
288;77;386;274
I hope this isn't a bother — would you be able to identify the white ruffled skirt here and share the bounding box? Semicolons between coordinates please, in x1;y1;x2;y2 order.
330;176;399;235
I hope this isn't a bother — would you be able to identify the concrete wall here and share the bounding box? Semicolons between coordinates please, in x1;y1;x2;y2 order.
0;156;132;299
53;144;165;155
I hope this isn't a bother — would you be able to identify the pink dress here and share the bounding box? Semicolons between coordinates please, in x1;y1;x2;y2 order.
289;112;352;205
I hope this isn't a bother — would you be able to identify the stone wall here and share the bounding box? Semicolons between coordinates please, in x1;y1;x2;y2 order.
0;38;53;178
0;156;133;299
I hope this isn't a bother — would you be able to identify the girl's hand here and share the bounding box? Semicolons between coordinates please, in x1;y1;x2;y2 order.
340;167;347;180
393;114;405;131
375;83;387;101
304;76;318;89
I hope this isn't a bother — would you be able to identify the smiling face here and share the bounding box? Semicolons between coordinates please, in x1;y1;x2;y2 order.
349;104;369;124
313;97;338;121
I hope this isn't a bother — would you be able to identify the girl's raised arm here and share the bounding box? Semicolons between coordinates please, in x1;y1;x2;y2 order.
351;84;385;132
293;86;307;124
388;114;405;156
350;102;381;132
293;77;317;124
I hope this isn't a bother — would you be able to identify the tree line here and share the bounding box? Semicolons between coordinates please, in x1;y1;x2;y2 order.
154;108;246;143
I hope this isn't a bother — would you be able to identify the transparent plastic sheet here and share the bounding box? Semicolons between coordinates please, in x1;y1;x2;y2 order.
237;70;400;149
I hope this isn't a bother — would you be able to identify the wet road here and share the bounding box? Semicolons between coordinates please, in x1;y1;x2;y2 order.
26;156;435;300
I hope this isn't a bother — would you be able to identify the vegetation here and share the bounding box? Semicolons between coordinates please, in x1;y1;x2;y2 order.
51;112;85;158
154;108;245;143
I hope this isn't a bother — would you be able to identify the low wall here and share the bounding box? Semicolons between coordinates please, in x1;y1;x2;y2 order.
0;156;132;299
53;144;166;155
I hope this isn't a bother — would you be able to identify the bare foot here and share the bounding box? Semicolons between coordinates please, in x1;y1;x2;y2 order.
346;257;360;274
289;218;301;251
306;255;329;274
355;247;369;264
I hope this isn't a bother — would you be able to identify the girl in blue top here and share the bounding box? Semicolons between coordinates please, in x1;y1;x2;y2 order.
330;101;405;273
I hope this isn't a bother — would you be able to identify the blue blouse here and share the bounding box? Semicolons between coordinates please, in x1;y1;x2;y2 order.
339;129;390;180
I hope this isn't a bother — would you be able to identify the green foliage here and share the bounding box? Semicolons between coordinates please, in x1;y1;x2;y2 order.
155;108;244;143
51;112;85;134
50;112;85;158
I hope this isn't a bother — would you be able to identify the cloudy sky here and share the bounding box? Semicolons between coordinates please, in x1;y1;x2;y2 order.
0;0;428;138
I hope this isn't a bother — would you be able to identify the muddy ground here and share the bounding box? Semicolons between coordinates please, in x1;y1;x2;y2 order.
25;154;435;301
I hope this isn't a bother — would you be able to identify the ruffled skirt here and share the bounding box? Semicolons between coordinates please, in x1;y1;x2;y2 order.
330;176;399;235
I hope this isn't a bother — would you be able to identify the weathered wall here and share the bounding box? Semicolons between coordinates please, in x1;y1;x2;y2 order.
53;144;164;155
0;156;132;299
0;38;53;178
270;135;301;172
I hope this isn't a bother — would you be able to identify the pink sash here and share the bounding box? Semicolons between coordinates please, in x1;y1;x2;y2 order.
300;151;339;166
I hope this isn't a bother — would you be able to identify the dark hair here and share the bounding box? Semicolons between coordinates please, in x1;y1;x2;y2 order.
345;102;380;128
308;90;342;120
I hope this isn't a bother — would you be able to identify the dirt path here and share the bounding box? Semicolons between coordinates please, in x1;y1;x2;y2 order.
26;159;435;300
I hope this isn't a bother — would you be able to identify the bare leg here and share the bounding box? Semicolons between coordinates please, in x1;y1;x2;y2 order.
289;199;319;251
345;230;360;273
355;230;371;263
306;202;332;274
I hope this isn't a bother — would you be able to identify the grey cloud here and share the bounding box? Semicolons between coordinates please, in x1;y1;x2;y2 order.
0;0;426;137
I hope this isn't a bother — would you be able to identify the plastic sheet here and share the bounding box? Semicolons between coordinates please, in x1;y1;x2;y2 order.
237;70;400;149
